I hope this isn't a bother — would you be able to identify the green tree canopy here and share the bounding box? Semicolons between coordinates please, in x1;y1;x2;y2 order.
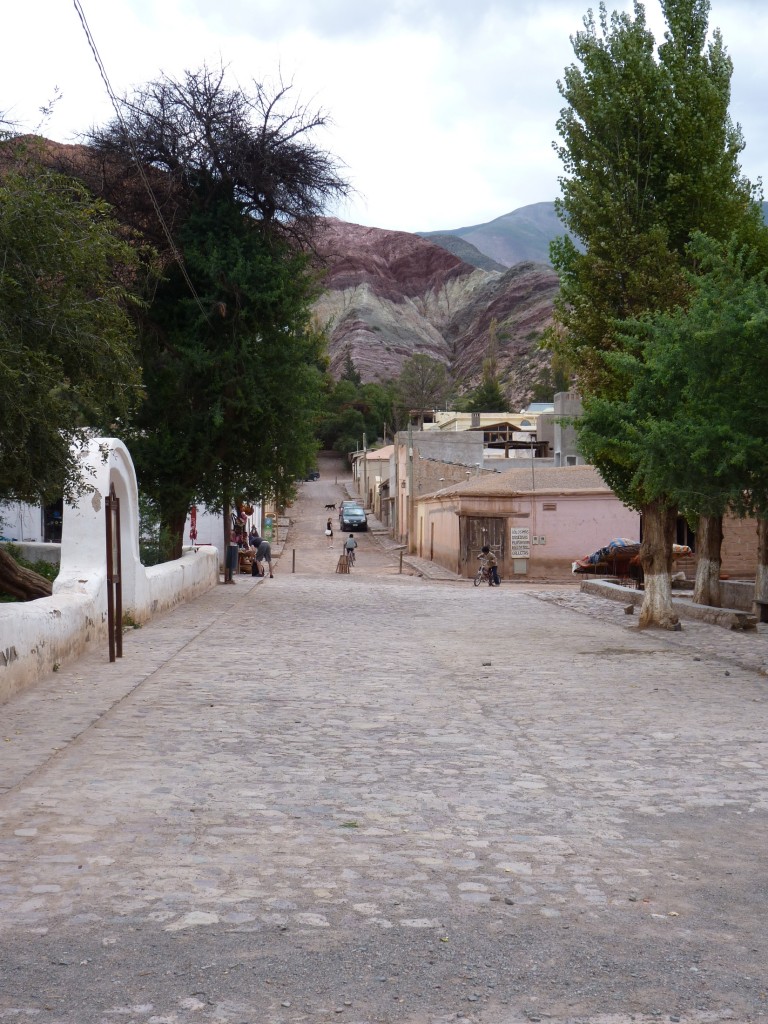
396;354;451;426
462;319;510;413
550;0;762;396
577;233;768;520
123;188;326;541
0;159;142;505
316;378;397;453
463;377;510;414
340;347;362;387
86;65;349;554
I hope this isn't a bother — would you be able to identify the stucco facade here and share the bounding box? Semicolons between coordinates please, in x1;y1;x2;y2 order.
414;465;640;580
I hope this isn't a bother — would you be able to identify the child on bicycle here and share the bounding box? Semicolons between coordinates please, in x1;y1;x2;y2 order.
480;545;500;586
344;534;358;562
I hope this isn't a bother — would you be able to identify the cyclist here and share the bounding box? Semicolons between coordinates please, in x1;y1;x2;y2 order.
480;545;500;586
344;534;358;564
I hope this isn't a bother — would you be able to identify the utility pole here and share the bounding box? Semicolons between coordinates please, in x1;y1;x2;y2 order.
363;432;368;507
407;423;414;551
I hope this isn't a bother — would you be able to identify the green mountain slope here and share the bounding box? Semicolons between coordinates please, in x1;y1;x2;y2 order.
425;201;768;269
420;202;563;268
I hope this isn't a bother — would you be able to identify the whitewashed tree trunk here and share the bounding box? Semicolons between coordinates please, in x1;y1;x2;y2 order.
755;519;768;603
639;499;680;630
693;514;723;607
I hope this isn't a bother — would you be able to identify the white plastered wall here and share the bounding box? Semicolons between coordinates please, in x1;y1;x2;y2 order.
0;438;218;704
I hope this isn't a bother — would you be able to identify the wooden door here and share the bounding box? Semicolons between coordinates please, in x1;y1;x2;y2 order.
460;517;505;577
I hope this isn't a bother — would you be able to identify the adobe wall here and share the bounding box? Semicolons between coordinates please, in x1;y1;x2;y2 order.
720;515;758;578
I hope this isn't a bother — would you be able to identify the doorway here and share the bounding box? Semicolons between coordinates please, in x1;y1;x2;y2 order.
460;517;505;577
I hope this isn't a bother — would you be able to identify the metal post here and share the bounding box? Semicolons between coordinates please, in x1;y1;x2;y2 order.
292;548;296;573
399;550;403;574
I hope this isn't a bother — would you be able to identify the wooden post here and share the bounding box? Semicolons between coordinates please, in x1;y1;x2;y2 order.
105;483;123;663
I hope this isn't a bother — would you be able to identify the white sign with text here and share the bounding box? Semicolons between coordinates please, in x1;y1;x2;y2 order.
510;526;530;558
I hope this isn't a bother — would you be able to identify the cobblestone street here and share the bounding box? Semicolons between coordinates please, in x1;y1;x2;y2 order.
0;459;766;1024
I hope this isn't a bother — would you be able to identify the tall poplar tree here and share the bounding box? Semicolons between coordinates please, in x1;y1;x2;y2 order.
550;0;762;628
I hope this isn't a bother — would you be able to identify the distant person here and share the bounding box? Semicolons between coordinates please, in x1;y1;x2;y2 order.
255;539;273;578
325;518;334;548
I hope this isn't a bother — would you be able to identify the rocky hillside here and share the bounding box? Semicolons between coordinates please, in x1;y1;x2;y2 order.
312;218;559;407
2;138;561;407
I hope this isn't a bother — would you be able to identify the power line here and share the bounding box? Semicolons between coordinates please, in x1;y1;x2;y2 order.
71;0;210;323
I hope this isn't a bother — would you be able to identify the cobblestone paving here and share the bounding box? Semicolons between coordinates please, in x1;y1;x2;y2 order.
531;587;768;676
0;458;766;1024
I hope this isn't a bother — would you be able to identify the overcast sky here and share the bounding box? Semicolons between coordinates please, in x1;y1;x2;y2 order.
3;1;767;234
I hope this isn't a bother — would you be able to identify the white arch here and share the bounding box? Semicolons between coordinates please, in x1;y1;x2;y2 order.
54;437;149;617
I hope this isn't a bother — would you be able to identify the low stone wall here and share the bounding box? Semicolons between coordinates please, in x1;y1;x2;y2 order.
0;547;218;705
581;578;758;630
719;579;756;612
145;547;220;617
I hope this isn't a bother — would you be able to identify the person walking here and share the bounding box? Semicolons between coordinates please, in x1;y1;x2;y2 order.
325;518;334;548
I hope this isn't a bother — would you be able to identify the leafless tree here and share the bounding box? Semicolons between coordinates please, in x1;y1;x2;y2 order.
78;64;351;251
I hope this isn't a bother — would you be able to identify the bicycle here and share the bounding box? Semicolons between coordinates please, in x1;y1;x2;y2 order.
344;547;356;566
474;554;500;587
474;559;492;586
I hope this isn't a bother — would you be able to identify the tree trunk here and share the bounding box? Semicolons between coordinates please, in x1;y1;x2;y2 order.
692;514;723;607
163;510;186;561
0;546;53;601
223;497;232;550
638;500;679;630
755;518;768;604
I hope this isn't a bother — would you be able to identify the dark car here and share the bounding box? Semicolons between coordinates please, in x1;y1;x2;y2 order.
305;469;320;481
340;505;368;531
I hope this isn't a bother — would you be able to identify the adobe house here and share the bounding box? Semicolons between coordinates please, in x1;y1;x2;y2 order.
414;465;640;581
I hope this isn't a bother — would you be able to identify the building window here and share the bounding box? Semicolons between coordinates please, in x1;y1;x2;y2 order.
42;500;63;543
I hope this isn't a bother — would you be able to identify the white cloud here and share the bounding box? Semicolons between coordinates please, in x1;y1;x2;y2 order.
2;0;767;233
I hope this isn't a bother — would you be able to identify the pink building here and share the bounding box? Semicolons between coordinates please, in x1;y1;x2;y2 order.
414;465;640;581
